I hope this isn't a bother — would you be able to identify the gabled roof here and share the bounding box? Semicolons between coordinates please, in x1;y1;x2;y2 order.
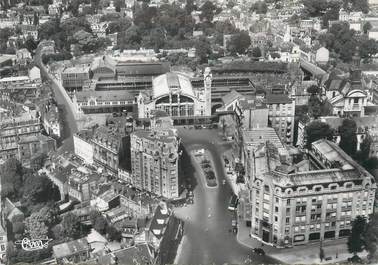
149;203;170;239
221;89;244;106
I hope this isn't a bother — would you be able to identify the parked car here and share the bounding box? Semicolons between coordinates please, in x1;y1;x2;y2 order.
252;248;265;256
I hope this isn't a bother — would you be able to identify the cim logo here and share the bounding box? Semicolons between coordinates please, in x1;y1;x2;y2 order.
15;238;52;251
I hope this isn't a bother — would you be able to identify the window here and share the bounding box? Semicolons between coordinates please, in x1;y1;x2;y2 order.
275;206;278;212
287;199;291;205
274;216;278;222
286;217;290;224
264;185;270;192
286;208;291;215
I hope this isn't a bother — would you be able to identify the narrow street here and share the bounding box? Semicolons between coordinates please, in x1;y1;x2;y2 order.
174;128;279;265
35;51;78;153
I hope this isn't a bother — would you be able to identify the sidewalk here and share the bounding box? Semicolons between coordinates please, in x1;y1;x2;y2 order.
236;219;368;264
222;149;245;195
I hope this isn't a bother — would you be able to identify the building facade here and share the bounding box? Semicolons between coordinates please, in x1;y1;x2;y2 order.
130;120;180;199
266;93;295;145
249;140;376;247
73;130;94;164
137;70;212;120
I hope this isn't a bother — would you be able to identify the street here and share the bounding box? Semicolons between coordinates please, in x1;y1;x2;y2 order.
34;54;278;264
174;128;279;265
35;51;78;153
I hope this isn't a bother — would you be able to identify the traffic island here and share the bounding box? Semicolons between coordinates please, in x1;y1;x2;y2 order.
192;149;218;188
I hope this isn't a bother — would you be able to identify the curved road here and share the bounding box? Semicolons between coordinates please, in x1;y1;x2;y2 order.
175;128;278;265
35;50;78;152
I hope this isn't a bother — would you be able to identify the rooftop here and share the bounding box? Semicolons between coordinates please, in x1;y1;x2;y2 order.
75;90;134;102
221;89;245;106
96;243;153;265
53;238;90;259
132;128;177;143
243;127;285;150
63;65;90;74
265;93;292;104
312;139;354;170
153;72;195;99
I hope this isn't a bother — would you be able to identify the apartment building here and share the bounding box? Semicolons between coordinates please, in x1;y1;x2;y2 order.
92;126;129;176
250;139;376;247
266;93;295;145
130;119;180;199
73;129;94;164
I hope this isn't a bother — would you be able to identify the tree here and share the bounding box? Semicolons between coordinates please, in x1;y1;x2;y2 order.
308;95;322;118
185;0;196;14
305;121;334;149
302;0;328;17
250;1;267;14
359;36;378;62
51;224;64;240
343;0;369;13
106;225;121;241
251;47;262;58
24;37;38;53
94;215;108;234
0;158;23;199
363;157;378;174
227;31;251;55
307;85;321;95
364;22;372;34
194;36;212;63
348;216;367;256
200;1;217;22
22;173;59;205
90;210;102;226
339;119;357;157
319;22;359;62
359;134;372;162
24;213;49;239
61;213;81;239
118;25;142;50
364;213;378;262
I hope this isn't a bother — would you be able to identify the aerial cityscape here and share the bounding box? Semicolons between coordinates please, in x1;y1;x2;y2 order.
1;0;378;264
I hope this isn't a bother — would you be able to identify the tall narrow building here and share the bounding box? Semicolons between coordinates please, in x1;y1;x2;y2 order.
130;116;180;199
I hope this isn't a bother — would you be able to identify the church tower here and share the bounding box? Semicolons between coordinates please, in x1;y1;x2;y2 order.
203;67;212;116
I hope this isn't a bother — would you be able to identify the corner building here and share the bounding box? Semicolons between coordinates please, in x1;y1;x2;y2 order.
250;139;376;247
130;120;180;199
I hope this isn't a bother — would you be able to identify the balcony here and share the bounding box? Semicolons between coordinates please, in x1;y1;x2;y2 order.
345;103;362;112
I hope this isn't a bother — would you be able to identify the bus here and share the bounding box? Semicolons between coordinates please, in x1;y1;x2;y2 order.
228;194;239;211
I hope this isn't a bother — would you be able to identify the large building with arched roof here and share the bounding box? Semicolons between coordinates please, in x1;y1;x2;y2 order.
136;69;212;120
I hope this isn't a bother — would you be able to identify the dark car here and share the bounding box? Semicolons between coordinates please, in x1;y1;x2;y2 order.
252;248;265;256
347;255;362;263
